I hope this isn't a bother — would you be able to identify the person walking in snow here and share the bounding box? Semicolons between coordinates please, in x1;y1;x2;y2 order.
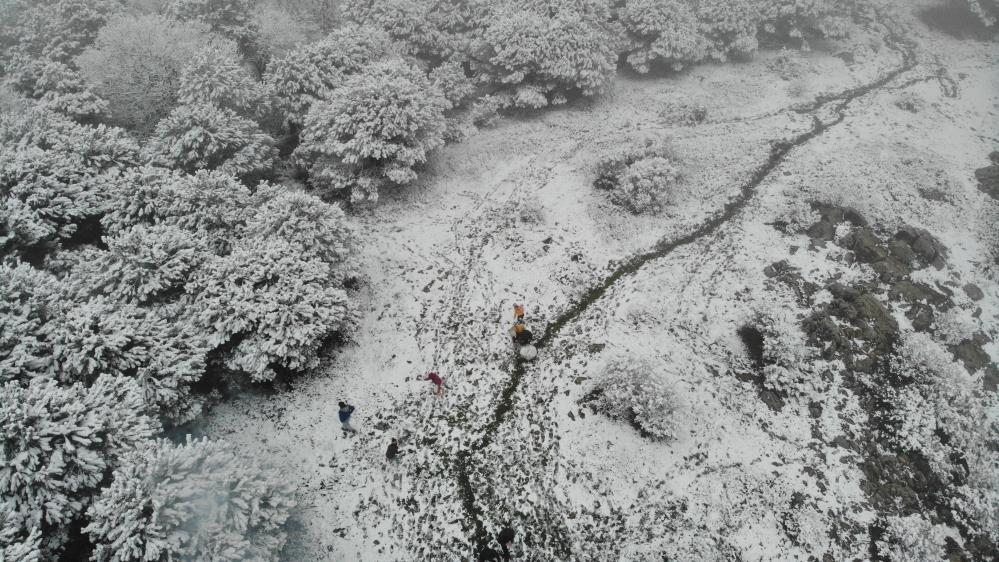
510;321;532;346
513;303;525;322
426;371;444;396
498;526;516;559
338;401;357;435
386;438;400;461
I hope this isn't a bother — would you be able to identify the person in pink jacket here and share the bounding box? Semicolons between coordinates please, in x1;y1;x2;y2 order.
426;371;444;396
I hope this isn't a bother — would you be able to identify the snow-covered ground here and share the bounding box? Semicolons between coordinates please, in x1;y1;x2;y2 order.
203;4;999;560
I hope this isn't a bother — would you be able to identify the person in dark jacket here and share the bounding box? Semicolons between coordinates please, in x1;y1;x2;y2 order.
338;401;357;435
478;546;502;561
386;438;399;461
498;526;516;559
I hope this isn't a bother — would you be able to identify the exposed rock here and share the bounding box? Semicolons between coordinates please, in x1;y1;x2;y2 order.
984;366;998;393
760;390;785;412
805;284;898;369
811;202;868;227
963;283;984;301
806;220;835;241
894;226;947;268
808;401;823;418
905;303;934;332
871;257;912;282
887;239;916;265
840;228;889;263
950;339;991;372
888;281;949;306
975;164;999;200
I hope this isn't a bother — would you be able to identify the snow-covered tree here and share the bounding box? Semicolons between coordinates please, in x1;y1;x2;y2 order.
588;355;681;441
75;14;212;131
245;186;358;274
101;168;253;236
471;0;619;107
85;437;295;562
251;4;315;66
0;262;59;382
189;236;355;380
0;515;41;562
752;308;817;396
0;108;139;256
177;40;271;118
167;0;260;51
265;25;393;126
31;61;109;122
754;0;852;46
294;58;447;203
0;376;157;556
0;0;123;67
694;0;759;61
144;102;277;179
617;0;704;73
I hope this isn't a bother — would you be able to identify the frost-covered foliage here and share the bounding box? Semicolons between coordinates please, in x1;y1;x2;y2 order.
471;0;619;107
965;0;999;27
0;377;157;555
252;5;314;65
588;355;680;441
342;0;490;59
295;59;447;203
177;40;271;118
932;306;980;346
694;0;759;61
594;142;681;214
429;61;476;109
144;102;277;179
0;108;139;256
167;0;260;50
265;25;393;126
85;437;295;562
0;514;41;562
754;0;852;45
189;236;354;379
873;514;955;561
0;263;58;382
752;308;817;396
617;0;704;72
0;0;123;67
75;14;212;131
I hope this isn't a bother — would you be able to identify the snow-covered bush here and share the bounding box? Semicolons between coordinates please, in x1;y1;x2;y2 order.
75;14;212;131
617;0;705;72
265;25;393;126
754;0;852;46
177;40;271;118
144;102;277;179
588;355;680;441
753;308;816;396
429;61;476;109
294;58;447;203
31;61;109;121
0;262;59;382
594;142;681;214
0;516;41;562
471;0;619;107
189;236;355;380
245;186;358;274
101;168;252;236
0;108;139;255
0;0;122;67
873;515;954;561
694;0;759;61
85;437;295;562
342;0;489;59
932;306;980;346
167;0;259;50
0;377;157;555
965;0;999;27
251;5;314;66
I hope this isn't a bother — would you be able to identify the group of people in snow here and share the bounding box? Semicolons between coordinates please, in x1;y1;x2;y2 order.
335;303;532;558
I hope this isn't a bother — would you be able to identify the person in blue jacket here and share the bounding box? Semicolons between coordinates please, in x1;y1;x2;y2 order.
338;401;357;435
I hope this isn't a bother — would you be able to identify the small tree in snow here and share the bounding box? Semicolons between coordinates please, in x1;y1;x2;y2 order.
0;377;157;556
694;0;759;62
294;58;447;203
31;61;109;122
177;40;271;118
144;102;277;179
754;0;852;46
85;437;295;562
594;142;682;214
588;355;681;441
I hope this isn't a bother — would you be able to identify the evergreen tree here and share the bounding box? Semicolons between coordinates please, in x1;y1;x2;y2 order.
85;437;295;562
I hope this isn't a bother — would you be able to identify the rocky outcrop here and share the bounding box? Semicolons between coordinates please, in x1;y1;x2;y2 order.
975;151;999;200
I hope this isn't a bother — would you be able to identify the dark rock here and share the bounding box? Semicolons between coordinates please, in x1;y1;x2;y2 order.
760;390;785;412
841;228;888;263
810;203;867;227
871;257;912;282
764;259;794;278
950;339;991;372
963;283;984;301
895;226;947;267
887;239;916;265
841;207;868;227
984;366;998;392
991;151;999;166
806;220;835;241
808;401;823;418
905;303;934;332
888;281;948;306
975;164;999;200
834;51;855;64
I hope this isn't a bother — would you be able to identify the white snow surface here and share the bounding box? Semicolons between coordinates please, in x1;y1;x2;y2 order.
203;5;999;560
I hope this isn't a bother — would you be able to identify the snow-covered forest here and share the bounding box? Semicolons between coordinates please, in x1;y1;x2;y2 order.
1;0;997;560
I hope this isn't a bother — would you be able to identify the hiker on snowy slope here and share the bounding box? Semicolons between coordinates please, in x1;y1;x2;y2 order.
426;371;444;396
338;401;357;435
